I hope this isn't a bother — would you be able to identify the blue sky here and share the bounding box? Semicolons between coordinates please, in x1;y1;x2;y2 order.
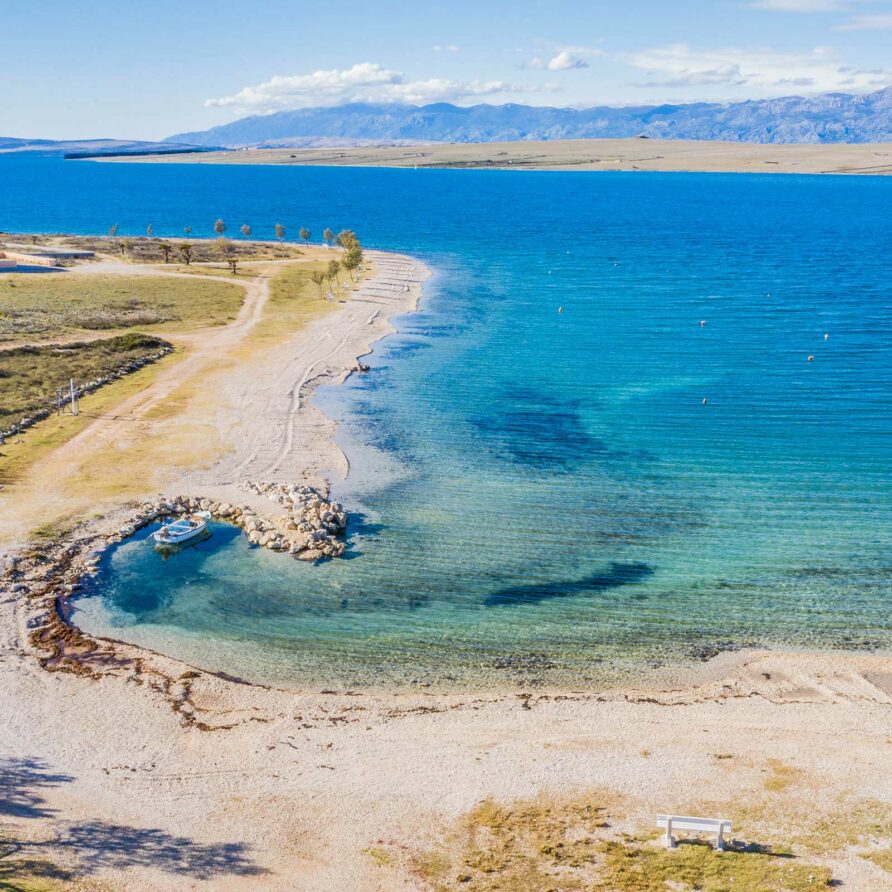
5;0;892;139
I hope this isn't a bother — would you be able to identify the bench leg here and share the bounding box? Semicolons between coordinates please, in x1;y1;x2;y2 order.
716;826;724;852
665;819;674;850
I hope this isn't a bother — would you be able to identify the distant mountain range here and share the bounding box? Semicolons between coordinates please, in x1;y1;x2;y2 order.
167;87;892;148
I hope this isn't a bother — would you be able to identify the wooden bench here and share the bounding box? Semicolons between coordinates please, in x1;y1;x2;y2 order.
656;814;732;851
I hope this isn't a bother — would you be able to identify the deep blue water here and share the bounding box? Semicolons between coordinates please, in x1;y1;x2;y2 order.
3;155;891;688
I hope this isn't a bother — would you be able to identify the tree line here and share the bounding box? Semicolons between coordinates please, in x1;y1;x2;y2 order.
104;221;365;292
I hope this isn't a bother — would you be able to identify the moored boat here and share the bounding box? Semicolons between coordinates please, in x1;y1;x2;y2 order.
152;511;212;547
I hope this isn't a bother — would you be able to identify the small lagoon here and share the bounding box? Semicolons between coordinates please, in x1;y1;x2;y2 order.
3;157;891;688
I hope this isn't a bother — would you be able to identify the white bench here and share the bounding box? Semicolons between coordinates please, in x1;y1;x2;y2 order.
657;814;732;851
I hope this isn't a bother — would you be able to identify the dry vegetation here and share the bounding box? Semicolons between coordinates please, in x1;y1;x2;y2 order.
384;779;892;892
0;334;170;426
3;232;304;264
0;273;243;342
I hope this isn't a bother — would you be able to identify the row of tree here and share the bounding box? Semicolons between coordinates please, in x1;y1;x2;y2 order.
104;222;364;283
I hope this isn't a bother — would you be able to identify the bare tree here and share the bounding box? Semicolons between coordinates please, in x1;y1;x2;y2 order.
299;227;311;246
146;224;154;238
275;223;285;241
214;219;226;235
240;223;252;239
179;243;193;265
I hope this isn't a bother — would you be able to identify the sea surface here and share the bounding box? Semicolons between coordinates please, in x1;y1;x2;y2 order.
2;155;891;688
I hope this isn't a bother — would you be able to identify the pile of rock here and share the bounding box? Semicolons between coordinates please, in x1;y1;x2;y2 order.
240;481;348;560
126;483;347;561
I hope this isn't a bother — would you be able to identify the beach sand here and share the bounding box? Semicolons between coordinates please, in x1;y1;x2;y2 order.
109;137;892;175
2;245;891;889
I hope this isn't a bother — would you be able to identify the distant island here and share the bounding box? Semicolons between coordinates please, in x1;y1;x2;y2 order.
165;86;892;149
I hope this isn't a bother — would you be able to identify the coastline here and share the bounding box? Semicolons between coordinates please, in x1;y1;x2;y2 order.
101;137;892;176
3;242;892;889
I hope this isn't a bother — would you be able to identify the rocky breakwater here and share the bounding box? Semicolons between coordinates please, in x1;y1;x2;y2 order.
239;481;348;560
126;482;348;561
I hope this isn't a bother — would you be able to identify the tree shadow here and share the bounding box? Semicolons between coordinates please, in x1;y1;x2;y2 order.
0;758;267;881
52;822;267;879
0;758;72;820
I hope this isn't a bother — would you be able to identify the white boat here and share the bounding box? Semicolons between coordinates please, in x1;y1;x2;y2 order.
152;511;212;547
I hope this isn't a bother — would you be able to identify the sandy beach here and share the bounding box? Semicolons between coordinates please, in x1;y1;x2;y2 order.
109;137;892;175
2;242;892;890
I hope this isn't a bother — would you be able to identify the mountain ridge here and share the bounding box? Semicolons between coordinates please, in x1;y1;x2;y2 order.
166;87;892;148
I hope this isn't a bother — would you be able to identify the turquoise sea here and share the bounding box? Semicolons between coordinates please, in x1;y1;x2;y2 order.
2;156;891;688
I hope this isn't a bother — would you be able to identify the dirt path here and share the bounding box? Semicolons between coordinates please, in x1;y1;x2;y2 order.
0;252;426;546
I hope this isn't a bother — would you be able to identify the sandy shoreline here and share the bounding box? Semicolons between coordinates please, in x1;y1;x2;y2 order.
2;245;892;889
105;137;892;176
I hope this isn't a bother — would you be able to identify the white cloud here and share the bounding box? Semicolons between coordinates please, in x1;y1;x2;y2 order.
206;63;544;113
526;50;592;71
837;13;892;28
548;51;590;71
433;44;461;52
625;44;892;94
747;0;850;10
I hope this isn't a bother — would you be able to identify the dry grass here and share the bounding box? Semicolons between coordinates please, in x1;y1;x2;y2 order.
406;792;835;891
0;352;179;487
244;262;338;347
0;334;169;426
763;760;806;794
594;839;831;892
864;845;892;874
0;273;243;342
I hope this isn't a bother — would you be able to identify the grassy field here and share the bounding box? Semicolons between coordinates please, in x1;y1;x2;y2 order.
0;334;170;427
390;783;892;891
0;273;244;342
0;351;180;488
247;261;340;345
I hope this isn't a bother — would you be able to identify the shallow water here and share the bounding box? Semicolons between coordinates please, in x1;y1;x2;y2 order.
3;157;890;688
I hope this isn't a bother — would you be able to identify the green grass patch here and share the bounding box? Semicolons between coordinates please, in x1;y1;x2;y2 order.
0;273;243;342
0;334;170;427
595;839;831;892
0;837;71;891
412;793;836;892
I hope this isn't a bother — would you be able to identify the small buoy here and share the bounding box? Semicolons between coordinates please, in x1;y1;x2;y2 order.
700;320;706;328
702;398;708;405
807;355;814;362
824;333;829;341
766;293;771;297
558;306;563;314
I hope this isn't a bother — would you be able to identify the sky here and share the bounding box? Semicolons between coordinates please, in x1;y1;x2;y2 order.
4;0;892;140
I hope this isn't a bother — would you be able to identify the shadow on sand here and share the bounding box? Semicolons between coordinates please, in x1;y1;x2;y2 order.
0;757;267;884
